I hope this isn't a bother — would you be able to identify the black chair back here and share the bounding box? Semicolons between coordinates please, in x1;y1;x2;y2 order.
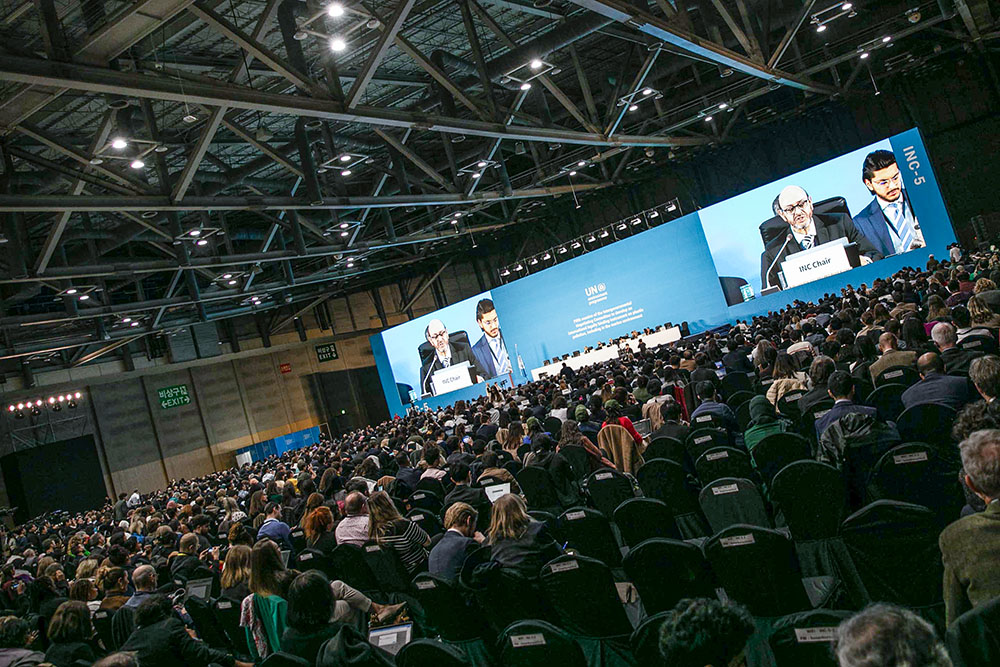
690;412;728;432
583;468;633;517
874;366;920;388
865;383;907;422
329;544;380;592
543;416;562;435
634;459;709;538
395;639;469;667
946;596;1000;667
685;427;730;459
698;477;771;532
630;612;672;666
622;539;716;615
540;554;633;637
768;610;853;667
644;437;686;465
498;619;588;667
958;334;998;355
558;445;591;482
406;509;445;538
407;490;443;515
612;497;680;547
294;548;338;580
866;443;963;522
363;542;415;594
695;447;754;485
770;461;847;541
722;372;754;398
186;597;232;651
517;466;564;513
412;573;488;641
260;652;311;667
213;597;250;658
704;524;812;617
777;391;807;420
799;399;835;442
726;390;755;409
735;401;754;431
92;609;116;650
751;432;813;487
289;528;306;553
895;403;957;445
558;506;623;567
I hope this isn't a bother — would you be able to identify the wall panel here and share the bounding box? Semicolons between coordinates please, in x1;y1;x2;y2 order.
190;362;253;468
91;379;166;494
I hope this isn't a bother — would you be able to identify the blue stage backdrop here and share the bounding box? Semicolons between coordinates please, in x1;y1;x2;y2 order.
372;127;955;417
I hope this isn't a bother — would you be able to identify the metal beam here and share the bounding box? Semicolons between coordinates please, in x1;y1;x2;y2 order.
565;0;837;94
347;0;417;108
72;334;146;367
372;127;457;192
172;105;228;200
400;259;452;313
188;1;324;95
393;34;489;119
605;46;662;136
0;54;703;148
220;116;305;178
270;293;334;333
768;0;815;68
707;0;762;62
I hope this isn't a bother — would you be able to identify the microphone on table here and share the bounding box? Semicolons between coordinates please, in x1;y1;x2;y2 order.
765;234;794;290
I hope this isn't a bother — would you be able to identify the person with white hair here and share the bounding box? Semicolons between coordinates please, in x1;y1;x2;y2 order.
834;604;952;667
760;184;881;290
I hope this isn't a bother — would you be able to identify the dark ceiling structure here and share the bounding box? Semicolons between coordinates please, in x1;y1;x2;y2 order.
0;0;993;372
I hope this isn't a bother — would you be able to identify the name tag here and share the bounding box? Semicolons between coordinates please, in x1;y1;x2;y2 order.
365;545;381;553
94;611;108;620
705;450;729;461
712;483;739;495
565;510;586;520
720;533;755;547
299;552;313;561
410;514;424;521
511;633;546;648
413;493;426;500
787;393;803;401
885;370;903;379
795;627;837;643
415;580;437;590
894;452;928;464
550;560;579;573
694;435;712;445
966;340;981;348
217;601;232;609
595;472;613;481
696;415;713;423
814;409;830;419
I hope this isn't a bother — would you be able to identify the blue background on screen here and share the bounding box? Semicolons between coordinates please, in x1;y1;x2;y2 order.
371;128;955;418
699;139;895;297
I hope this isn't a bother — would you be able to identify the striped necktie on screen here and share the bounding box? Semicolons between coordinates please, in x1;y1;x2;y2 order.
801;235;815;250
888;201;913;251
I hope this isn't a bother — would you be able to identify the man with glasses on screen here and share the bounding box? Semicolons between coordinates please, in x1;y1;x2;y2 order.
761;184;881;290
471;298;511;379
853;149;925;258
420;318;484;396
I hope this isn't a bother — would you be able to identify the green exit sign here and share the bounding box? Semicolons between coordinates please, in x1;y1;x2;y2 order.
316;343;338;363
157;384;191;410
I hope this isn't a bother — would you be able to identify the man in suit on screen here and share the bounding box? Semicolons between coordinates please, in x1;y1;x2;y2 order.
852;149;925;257
760;185;882;290
471;298;511;379
419;318;484;396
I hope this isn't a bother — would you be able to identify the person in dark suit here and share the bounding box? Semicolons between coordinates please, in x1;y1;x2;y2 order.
932;321;977;376
420;318;485;396
940;429;1000;625
649;401;690;443
901;353;970;411
815;371;877;436
852;150;925;258
798;356;836;417
760;185;882;290
470;298;511;379
428;502;485;582
690;353;722;392
722;334;754;374
442;463;488;513
121;595;251;667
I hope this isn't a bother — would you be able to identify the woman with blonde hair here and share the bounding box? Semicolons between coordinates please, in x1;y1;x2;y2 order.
487;494;561;579
968;294;1000;329
766;351;808;409
502;421;525;461
221;544;252;602
366;491;429;574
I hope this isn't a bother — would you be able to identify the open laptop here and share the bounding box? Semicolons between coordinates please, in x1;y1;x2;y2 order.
633;418;651;437
185;578;213;603
368;623;413;655
484;482;512;504
280;550;290;567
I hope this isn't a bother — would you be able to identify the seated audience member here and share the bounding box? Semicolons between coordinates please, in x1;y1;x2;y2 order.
601;400;643;446
940;429;1000;624
815;371;877;437
280;571;343;664
901;353;970;411
44;601;98;666
366;491;430;575
124;564;158;609
690;353;722;392
487;494;562;579
0;615;44;666
743;396;793;451
932;322;976;375
766;351;808;409
799;356;836;415
335;492;370;546
969;354;1000;405
649;400;691;443
168;533;202;581
722;334;755;374
690;382;738;431
419;445;448;481
93;654;138;667
833;604;953;667
443;463;487;512
557;418;614;472
522;434;581;507
302;506;338;556
658;598;755;667
868;332;917;382
97;567;130;612
220;544;252;603
428;502;485;582
953;303;994;342
256;503;295;555
122;594;252;667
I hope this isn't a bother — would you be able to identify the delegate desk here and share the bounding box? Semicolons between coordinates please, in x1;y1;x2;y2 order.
530;326;682;381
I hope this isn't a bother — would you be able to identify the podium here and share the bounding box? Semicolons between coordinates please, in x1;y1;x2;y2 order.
779;238;861;289
429;361;474;396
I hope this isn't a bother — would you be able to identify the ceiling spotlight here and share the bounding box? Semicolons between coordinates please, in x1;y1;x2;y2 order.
346;261;354;268
514;263;523;271
477;161;487;168
327;2;345;17
339;154;351;162
471;172;481;179
74;392;81;399
130;321;140;327
519;82;531;91
16;403;23;410
196;239;208;246
718;102;729;109
586;235;596;243
222;273;233;279
529;258;538;265
454;212;462;217
153;144;169;153
130;159;145;169
599;230;609;238
617;223;628;230
628;104;639;112
122;317;132;323
189;229;201;236
666;202;677;212
558;246;567;254
89;157;104;165
529;59;543;70
341;169;351;176
631;218;642;225
882;35;892;42
183;113;198;123
816;23;826;33
78;294;90;301
841;2;852;9
577;160;586;167
340;231;349;237
859;51;869;59
542;252;551;260
649;210;659;218
704;115;713;122
569;170;577;176
450;219;459;225
642;88;653;96
571;241;581;249
329;37;347;52
111;137;127;150
227;279;237;286
65;288;77;295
